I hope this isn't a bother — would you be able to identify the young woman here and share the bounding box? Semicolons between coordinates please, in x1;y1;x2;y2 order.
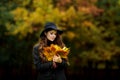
32;22;69;80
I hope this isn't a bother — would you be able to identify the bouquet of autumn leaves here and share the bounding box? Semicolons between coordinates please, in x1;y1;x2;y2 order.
43;44;69;61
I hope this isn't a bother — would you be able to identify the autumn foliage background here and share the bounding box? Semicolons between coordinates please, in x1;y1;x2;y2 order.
1;0;120;80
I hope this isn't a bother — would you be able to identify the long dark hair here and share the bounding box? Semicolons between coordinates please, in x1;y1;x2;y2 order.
38;30;65;62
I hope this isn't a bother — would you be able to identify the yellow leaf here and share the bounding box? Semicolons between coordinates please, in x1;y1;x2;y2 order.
43;44;70;61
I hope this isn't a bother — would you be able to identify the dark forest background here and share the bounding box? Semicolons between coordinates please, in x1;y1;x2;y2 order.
1;0;120;80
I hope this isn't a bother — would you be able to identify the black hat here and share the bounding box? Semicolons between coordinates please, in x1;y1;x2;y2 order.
40;22;63;37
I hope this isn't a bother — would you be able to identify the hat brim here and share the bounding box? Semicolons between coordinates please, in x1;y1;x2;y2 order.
40;28;63;37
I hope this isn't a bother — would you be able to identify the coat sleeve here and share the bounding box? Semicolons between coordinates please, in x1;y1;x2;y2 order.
56;58;69;69
32;45;53;72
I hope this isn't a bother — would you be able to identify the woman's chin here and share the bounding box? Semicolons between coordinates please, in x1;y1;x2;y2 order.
49;40;54;42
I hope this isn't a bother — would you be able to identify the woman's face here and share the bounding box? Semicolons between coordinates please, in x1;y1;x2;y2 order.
45;30;57;41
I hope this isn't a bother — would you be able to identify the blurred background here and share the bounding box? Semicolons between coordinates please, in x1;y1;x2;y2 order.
0;0;120;80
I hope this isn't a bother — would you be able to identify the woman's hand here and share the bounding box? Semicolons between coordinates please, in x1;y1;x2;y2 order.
53;55;62;63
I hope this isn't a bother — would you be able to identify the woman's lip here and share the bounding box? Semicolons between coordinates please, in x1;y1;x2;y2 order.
50;38;54;41
52;38;55;40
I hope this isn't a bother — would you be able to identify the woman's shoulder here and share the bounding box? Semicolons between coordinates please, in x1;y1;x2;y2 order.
33;43;39;50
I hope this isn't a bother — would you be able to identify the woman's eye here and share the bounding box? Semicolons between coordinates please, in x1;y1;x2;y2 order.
50;32;53;35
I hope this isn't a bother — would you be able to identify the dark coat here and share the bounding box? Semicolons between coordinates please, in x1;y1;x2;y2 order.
32;44;68;80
